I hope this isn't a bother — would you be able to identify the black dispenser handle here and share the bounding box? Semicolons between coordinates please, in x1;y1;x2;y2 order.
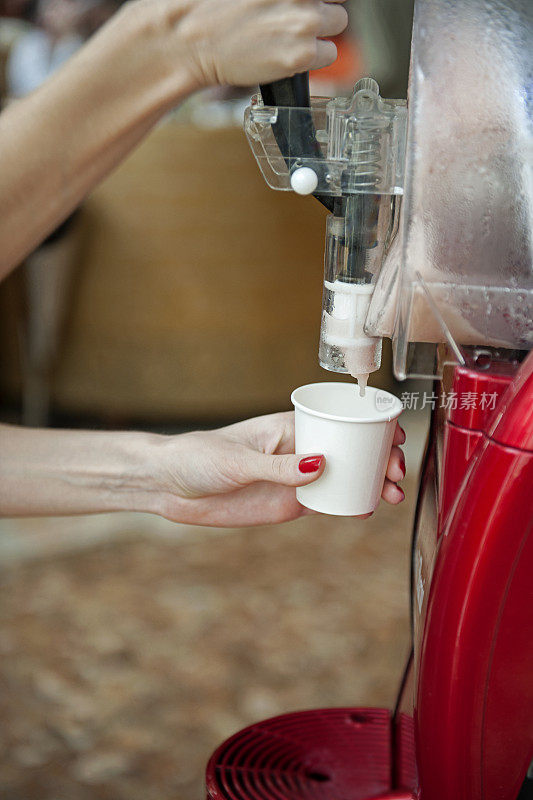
259;74;334;212
260;73;311;109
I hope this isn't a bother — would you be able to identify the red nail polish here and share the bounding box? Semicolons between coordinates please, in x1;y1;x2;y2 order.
400;458;406;478
397;486;405;501
299;456;324;473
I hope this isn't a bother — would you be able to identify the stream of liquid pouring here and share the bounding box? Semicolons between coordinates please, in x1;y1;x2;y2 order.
353;373;368;397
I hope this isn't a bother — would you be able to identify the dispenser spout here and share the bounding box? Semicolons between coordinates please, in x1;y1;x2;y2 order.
244;76;407;378
319;269;382;377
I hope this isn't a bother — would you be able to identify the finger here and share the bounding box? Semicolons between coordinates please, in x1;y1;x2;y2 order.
247;451;326;487
386;445;405;483
381;478;405;505
298;504;318;516
394;423;406;446
273;413;296;454
224;412;294;454
312;38;338;69
259;411;294;455
317;0;348;37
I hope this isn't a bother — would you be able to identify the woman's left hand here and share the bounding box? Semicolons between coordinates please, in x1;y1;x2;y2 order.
151;411;406;527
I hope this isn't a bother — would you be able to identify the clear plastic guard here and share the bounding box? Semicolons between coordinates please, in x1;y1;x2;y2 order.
244;90;407;197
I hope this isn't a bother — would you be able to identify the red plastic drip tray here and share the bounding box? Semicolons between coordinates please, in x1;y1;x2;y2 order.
206;707;406;800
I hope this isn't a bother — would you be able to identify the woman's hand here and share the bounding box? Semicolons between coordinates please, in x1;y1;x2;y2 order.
0;414;404;523
169;0;349;90
151;411;406;527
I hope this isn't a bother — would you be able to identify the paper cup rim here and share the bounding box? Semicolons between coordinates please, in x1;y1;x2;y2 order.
291;382;403;424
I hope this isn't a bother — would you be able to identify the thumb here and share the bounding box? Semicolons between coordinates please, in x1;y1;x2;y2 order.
247;452;325;487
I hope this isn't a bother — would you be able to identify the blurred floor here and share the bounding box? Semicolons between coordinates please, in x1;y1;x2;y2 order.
0;409;428;800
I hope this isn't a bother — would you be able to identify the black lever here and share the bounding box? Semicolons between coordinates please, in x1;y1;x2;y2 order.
260;72;311;109
259;74;334;212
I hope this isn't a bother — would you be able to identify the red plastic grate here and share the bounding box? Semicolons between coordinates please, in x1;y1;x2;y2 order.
394;713;418;791
206;707;394;800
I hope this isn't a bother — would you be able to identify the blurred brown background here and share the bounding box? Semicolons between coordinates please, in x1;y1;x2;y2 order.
0;123;338;422
0;2;420;798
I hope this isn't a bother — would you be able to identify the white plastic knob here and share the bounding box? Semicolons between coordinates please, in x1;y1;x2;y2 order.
290;167;318;195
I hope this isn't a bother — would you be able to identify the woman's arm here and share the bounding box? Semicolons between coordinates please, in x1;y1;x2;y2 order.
0;3;192;277
0;0;348;278
0;423;163;517
0;415;405;525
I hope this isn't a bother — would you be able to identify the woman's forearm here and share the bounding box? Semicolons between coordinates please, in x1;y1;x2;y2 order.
0;1;197;279
0;423;163;516
0;0;348;279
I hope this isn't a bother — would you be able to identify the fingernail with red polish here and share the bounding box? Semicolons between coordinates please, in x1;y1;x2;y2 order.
299;456;324;473
400;458;406;478
396;485;405;501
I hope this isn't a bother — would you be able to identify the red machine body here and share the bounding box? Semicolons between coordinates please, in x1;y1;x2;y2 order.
206;352;533;799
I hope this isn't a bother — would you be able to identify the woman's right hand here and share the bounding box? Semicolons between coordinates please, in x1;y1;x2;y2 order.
144;0;348;91
0;0;347;276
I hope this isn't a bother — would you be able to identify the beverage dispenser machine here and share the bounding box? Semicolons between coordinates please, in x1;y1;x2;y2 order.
206;0;533;796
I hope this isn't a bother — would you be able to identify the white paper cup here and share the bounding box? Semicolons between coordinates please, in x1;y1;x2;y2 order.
291;382;403;516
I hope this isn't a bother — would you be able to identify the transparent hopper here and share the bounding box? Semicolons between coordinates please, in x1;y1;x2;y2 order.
364;0;533;379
